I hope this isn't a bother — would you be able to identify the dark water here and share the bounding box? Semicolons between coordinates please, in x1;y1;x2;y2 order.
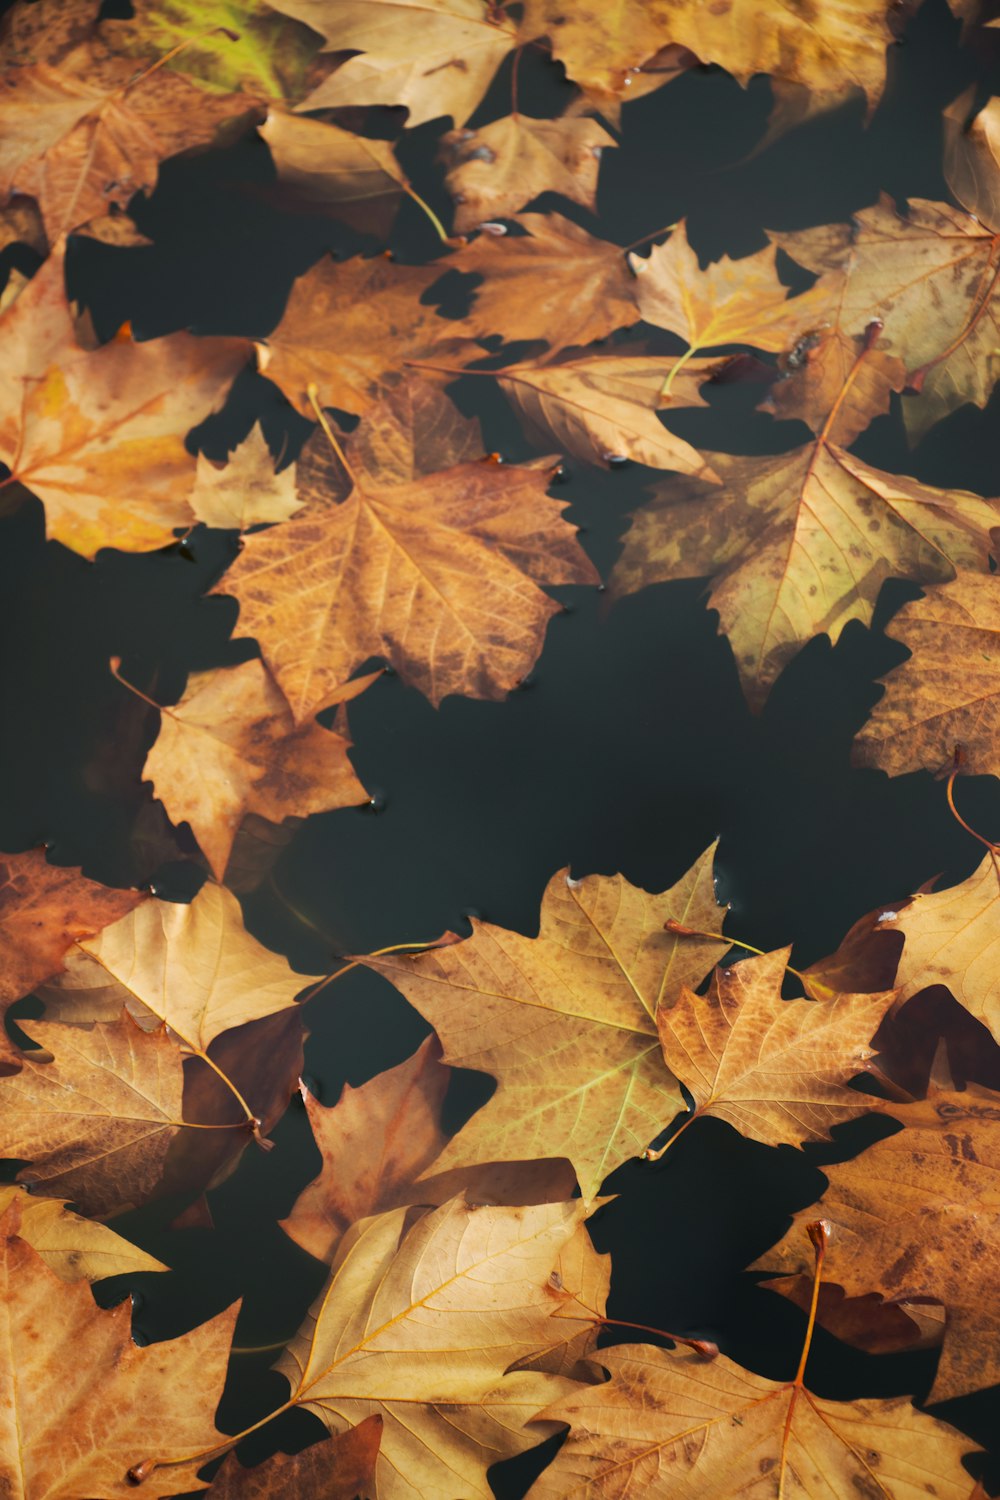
5;0;1000;1490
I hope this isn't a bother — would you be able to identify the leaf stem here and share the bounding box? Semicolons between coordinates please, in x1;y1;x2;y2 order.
298;936;459;1005
660;343;697;399
109;658;170;717
127;1399;296;1485
945;769;1000;890
793;1220;828;1387
595;1315;717;1358
662;920;821;995
623;221;679;254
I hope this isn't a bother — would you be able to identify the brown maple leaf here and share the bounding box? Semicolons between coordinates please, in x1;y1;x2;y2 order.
756;1084;1000;1402
654;948;893;1151
0;1011;192;1217
256;253;461;419
777;194;1000;442
457;212;640;351
205;1418;383;1500
213;378;598;719
610;365;1000;709
361;846;729;1200
855;570;1000;780
281;1035;582;1266
441;114;615;235
265;0;518;126
0;1199;238;1498
526;1337;975;1498
518;0;898;108
0;33;258;241
0;846;144;1069
140;657;372;881
492;352;721;477
0;244;250;557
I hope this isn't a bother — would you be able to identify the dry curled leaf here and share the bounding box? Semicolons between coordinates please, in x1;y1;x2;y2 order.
259;110;410;236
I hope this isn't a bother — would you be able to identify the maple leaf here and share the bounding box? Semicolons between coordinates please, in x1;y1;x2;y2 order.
140;657;372;881
764;306;908;446
526;1339;975;1498
654;948;893;1150
518;0;898;108
855;570;1000;779
189;425;303;531
628;224;835;364
204;1417;383;1500
99;0;325;102
256;253;459;419
271;1197;590;1500
0;1199;238;1498
757;1085;1000;1402
259;110;412;237
609;401;1000;709
0;1183;166;1280
47;883;318;1152
0;28;259;242
457;213;641;351
280;1035;450;1264
361;846;729;1200
0;244;250;557
440;114;615;234
213;378;598;718
1;1011;188;1217
267;0;518;127
492;352;721;477
776;195;1000;442
0;846;144;1070
874;853;1000;1044
281;1036;587;1268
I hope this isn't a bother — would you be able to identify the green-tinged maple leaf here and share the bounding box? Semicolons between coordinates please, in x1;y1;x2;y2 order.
361;847;728;1200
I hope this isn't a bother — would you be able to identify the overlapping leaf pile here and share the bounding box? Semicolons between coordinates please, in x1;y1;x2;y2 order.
4;0;1000;1494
